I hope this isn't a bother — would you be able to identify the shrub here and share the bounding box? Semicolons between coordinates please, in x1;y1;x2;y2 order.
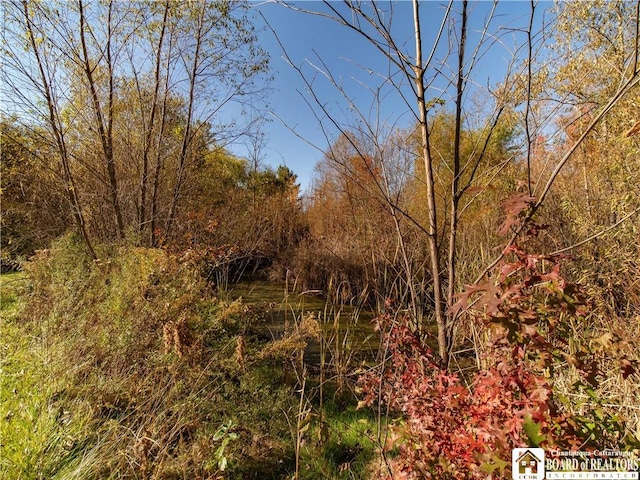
360;234;639;479
9;234;316;479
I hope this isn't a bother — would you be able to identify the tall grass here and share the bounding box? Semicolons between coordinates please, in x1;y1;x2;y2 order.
1;272;87;479
1;235;399;478
2;235;319;479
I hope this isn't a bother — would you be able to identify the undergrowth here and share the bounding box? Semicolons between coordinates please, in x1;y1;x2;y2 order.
358;231;640;479
301;405;378;479
2;235;320;479
1;272;75;478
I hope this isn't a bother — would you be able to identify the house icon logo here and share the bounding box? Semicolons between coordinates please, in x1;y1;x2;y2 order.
512;448;545;480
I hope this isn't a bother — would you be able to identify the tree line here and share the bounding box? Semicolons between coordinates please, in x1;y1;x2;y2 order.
272;0;640;368
2;0;639;367
2;0;271;258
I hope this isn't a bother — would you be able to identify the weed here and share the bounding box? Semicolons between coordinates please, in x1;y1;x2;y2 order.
299;399;379;479
2;236;310;478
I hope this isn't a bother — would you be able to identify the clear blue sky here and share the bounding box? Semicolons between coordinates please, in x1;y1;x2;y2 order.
227;1;551;192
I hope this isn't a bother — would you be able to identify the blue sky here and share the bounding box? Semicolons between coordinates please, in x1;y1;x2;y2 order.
227;1;551;192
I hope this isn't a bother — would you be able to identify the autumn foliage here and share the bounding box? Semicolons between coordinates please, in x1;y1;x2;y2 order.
361;205;638;479
361;320;561;479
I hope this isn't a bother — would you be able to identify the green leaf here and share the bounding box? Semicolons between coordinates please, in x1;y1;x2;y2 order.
524;414;546;447
480;457;510;474
215;445;225;459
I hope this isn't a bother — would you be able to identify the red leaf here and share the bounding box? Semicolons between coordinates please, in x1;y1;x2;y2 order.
620;358;636;379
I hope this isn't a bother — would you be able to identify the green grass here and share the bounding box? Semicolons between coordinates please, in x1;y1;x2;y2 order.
0;245;386;479
0;272;90;478
0;239;303;479
299;398;382;479
0;272;26;316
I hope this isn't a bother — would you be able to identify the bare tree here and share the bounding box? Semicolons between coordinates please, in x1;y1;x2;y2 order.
133;0;170;240
4;0;97;258
3;0;270;247
77;0;125;239
273;0;640;367
163;0;205;241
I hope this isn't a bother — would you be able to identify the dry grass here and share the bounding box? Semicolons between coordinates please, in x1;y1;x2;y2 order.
551;311;640;446
4;235;319;479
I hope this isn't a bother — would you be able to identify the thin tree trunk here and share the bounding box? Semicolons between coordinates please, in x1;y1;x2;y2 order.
150;86;170;247
165;4;204;241
139;0;169;239
447;0;467;354
150;21;174;247
413;0;449;366
78;0;124;240
22;0;97;259
524;0;535;195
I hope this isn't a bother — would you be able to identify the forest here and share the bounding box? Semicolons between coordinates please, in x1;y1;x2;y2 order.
1;0;639;478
